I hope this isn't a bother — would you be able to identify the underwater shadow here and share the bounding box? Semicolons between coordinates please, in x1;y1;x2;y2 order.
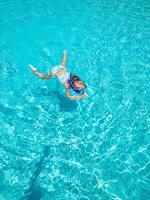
33;87;78;112
20;146;52;200
33;87;55;98
54;91;78;112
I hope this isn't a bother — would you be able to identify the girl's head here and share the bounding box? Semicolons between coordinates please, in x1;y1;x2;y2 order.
71;75;86;90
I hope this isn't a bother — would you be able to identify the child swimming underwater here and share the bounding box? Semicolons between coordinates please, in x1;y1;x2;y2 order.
29;50;88;100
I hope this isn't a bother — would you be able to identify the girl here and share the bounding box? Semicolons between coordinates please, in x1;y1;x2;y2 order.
29;50;88;100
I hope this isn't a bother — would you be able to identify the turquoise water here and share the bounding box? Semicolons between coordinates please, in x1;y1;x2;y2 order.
0;0;150;199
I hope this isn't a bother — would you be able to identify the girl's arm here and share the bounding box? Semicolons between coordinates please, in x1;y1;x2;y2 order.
64;83;88;100
67;93;88;100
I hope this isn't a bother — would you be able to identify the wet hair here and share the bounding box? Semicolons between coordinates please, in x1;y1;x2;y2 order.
70;74;86;88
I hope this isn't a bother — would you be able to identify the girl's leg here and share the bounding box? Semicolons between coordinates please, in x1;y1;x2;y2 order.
29;64;48;79
60;50;67;67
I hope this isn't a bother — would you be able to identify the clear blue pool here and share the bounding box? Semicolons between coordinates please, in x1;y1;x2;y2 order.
0;0;150;199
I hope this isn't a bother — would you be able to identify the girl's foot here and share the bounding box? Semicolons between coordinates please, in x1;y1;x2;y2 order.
29;64;37;72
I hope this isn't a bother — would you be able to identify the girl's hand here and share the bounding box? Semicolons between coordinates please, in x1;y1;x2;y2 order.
81;93;88;98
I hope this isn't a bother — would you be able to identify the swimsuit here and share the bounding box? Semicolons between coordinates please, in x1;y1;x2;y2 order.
52;65;70;84
52;66;85;94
